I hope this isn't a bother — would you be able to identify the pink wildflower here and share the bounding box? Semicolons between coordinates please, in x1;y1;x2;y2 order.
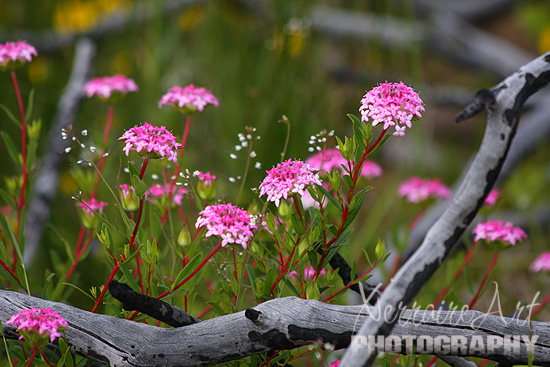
472;220;527;246
147;183;188;206
289;266;325;279
330;361;341;367
195;203;257;248
306;149;382;178
78;197;107;216
530;252;550;272
119;184;139;211
484;189;499;207
159;84;219;113
197;171;217;186
196;171;217;200
6;308;68;343
83;74;138;100
359;82;425;137
259;159;321;207
0;40;37;68
398;177;451;203
119;122;182;163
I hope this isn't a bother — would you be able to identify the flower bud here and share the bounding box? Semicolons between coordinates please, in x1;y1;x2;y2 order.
177;227;192;247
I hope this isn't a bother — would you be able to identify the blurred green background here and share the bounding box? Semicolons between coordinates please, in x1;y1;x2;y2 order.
1;0;550;332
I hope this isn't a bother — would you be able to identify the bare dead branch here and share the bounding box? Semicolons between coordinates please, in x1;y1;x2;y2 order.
23;38;96;266
340;51;550;367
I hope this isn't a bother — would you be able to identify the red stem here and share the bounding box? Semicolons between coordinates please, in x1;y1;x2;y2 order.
25;345;38;367
11;71;28;269
532;291;550;318
196;305;212;319
91;261;121;313
161;115;191;223
65;229;94;280
156;241;222;299
314;128;388;281
322;259;378;303
469;251;499;309
92;104;114;197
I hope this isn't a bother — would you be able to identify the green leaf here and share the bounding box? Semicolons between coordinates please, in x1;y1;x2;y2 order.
315;184;341;213
367;134;391;157
350;114;366;153
342;174;353;188
128;162;140;178
290;213;304;235
0;104;20;127
116;205;133;234
131;174;147;198
118;261;141;292
0;215;24;267
0;188;16;210
24;89;35;122
0;131;20;165
343;186;373;230
48;225;75;262
62;283;95;302
172;252;203;290
0;265;20;286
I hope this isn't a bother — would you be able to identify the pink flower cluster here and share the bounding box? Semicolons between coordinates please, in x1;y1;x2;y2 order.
78;197;107;216
259;159;321;207
472;220;527;246
306;149;382;178
330;360;341;367
83;74;138;100
195;203;257;248
6;308;68;342
119;122;182;163
398;177;451;203
530;252;550;272
147;183;188;206
0;40;37;67
159;84;219;113
359;82;425;137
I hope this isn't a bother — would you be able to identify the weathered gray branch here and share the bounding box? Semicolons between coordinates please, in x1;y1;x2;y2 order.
340;51;550;367
23;38;96;266
1;290;550;366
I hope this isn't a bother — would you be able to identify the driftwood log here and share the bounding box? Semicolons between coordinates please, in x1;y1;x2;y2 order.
1;289;550;366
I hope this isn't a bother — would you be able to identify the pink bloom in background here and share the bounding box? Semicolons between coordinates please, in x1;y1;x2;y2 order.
159;84;219;113
0;40;37;67
359;82;425;137
289;266;325;279
329;361;341;367
6;308;68;342
195;203;257;248
306;149;382;178
147;183;188;206
119;122;182;163
483;189;499;207
472;220;527;246
78;197;107;216
83;74;138;99
259;159;321;207
398;177;451;203
530;252;550;272
197;171;216;187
